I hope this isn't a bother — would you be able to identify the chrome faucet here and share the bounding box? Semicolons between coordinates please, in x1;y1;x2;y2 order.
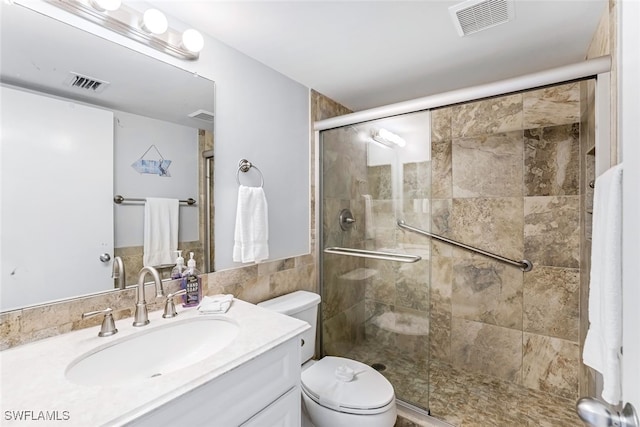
133;266;164;327
112;256;126;290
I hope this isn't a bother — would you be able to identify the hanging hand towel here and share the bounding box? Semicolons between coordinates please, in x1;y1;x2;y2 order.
143;197;179;267
583;163;623;404
233;185;269;263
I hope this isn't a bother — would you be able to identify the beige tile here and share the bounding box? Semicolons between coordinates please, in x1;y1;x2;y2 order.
524;196;580;268
523;266;580;341
431;107;452;143
452;130;524;198
431;139;452;199
525;124;580;196
429;309;451;362
450;197;524;260
368;164;393;200
451;318;522;382
452;93;523;138
452;250;523;329
0;310;22;350
323;301;365;356
396;257;430;311
365;258;399;306
523;333;580;399
523;82;580;129
431;199;452;237
430;240;452;313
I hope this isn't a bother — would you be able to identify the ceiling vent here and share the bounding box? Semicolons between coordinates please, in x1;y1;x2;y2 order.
449;0;515;37
188;109;215;122
64;72;110;93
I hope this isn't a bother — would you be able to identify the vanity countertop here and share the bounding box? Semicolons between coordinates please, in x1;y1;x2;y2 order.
0;299;309;426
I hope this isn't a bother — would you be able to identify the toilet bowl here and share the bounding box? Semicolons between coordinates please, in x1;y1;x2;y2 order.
258;291;397;427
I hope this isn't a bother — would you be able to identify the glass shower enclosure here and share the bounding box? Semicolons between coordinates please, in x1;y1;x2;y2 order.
319;110;432;411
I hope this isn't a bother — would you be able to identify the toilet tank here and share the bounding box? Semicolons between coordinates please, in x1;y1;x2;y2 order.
257;291;321;364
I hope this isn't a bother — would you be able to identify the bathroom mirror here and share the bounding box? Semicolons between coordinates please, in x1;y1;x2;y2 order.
0;3;215;311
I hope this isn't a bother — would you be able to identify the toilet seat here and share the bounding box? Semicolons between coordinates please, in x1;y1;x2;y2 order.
301;356;395;416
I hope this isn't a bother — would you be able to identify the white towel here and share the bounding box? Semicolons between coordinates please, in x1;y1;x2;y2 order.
143;198;179;267
233;185;269;263
198;294;234;314
583;163;623;404
363;194;376;240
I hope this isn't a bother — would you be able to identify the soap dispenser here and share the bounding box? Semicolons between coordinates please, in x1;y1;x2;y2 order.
181;252;202;307
171;250;185;280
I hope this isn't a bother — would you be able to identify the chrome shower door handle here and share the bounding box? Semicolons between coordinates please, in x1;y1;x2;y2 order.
99;253;111;263
576;397;639;427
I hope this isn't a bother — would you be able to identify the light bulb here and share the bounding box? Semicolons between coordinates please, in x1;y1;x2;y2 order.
182;29;204;53
90;0;121;12
141;9;168;35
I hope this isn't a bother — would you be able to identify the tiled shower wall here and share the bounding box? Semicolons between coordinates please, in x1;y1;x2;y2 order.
429;81;593;400
321;126;369;356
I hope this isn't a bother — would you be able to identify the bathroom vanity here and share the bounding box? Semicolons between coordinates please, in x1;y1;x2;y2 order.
0;299;308;426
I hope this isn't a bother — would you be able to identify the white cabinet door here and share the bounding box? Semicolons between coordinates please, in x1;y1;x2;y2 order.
0;86;114;310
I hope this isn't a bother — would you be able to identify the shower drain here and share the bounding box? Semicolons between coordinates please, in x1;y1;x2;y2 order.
371;363;386;372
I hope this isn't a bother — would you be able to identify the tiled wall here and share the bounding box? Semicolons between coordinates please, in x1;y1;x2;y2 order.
320;125;368;356
429;81;592;400
0;90;346;351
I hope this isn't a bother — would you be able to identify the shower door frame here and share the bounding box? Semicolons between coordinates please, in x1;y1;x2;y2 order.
314;56;612;416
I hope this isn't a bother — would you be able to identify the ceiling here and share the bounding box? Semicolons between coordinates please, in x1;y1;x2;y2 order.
155;0;608;112
0;2;215;130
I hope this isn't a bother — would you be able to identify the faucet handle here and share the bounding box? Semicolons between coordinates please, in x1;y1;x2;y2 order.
163;289;187;318
82;307;118;337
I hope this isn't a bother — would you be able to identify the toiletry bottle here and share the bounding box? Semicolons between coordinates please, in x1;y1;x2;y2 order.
181;252;202;307
171;250;185;279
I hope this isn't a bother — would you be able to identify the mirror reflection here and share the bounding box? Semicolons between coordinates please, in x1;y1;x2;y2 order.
0;3;215;311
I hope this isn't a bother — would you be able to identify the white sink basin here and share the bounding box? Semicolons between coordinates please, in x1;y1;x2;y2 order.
65;316;239;386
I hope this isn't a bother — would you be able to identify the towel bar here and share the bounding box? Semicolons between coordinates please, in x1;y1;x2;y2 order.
113;195;196;205
324;247;421;263
397;220;533;272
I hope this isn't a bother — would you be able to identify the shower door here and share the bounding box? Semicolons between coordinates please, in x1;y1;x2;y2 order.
319;111;432;411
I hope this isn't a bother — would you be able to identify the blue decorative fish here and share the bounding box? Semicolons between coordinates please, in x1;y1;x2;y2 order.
131;159;172;177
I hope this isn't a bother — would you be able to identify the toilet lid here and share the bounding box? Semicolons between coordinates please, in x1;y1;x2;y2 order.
301;356;394;415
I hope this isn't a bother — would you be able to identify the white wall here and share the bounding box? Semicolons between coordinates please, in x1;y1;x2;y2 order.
114;111;199;248
15;0;311;270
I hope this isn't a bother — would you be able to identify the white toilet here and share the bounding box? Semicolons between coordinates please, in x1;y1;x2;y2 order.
257;291;397;427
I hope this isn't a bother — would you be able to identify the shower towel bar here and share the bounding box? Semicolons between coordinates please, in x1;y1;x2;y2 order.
113;195;197;205
397;220;533;272
324;247;421;263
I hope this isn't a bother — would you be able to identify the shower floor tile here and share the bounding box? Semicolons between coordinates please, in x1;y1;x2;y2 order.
343;341;583;427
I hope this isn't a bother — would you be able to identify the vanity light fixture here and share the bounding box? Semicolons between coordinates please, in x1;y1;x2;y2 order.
46;0;204;60
88;0;120;12
140;8;168;35
182;28;205;54
371;128;407;148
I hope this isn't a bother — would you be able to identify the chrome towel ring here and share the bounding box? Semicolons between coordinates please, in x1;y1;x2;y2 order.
236;158;264;187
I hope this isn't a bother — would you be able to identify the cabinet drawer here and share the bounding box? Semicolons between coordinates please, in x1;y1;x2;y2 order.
127;338;301;426
241;386;300;427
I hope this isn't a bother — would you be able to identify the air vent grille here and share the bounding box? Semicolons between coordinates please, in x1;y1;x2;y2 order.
64;72;110;93
449;0;514;37
188;109;215;122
